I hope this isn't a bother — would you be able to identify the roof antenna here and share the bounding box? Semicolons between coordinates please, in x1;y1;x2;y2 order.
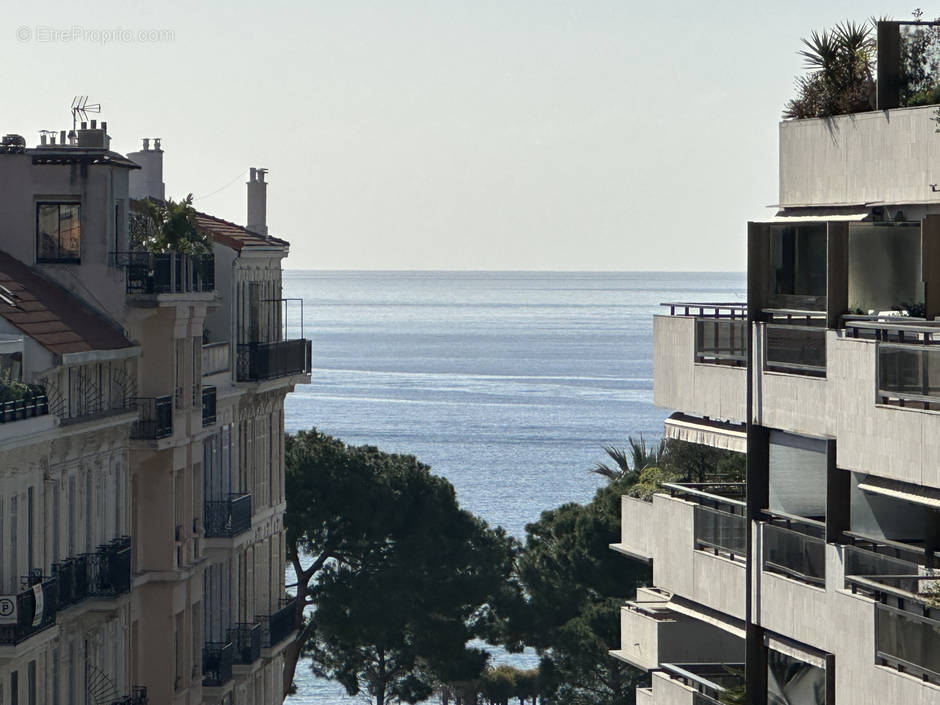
71;96;101;131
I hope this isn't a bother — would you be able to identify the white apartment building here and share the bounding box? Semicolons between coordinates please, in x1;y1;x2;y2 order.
615;24;940;705
0;121;309;705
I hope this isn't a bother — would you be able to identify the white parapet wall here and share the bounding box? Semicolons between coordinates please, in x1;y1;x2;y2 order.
653;315;746;423
779;105;940;208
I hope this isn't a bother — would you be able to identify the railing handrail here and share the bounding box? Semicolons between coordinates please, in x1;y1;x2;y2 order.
662;302;747;318
762;508;826;530
843;530;932;562
660;663;730;694
762;307;827;318
846;320;940;337
845;574;940;606
662;482;747;509
202;341;229;350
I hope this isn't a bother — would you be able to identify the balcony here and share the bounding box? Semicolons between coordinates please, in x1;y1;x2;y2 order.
655;663;745;705
236;339;311;382
52;537;131;609
204;493;252;539
130;395;172;440
653;308;746;422
108;687;148;705
761;511;826;588
111;251;215;295
202;385;217;427
762;313;827;378
229;622;262;665
202;641;234;687
202;342;230;376
260;597;298;648
0;576;57;645
615;598;744;672
0;393;49;424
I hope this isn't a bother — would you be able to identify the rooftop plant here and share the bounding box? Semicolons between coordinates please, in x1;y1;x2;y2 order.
130;194;210;255
0;369;43;405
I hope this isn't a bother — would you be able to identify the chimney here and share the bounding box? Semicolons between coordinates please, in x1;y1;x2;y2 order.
247;167;268;236
127;137;165;201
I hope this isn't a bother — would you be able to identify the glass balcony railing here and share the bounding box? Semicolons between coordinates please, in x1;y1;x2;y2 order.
111;251;215;295
662;483;747;560
764;322;826;377
236;339;312;382
661;303;747;367
761;512;826;587
660;663;745;705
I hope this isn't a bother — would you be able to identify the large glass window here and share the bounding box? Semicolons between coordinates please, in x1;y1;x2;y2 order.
768;650;827;705
36;203;81;262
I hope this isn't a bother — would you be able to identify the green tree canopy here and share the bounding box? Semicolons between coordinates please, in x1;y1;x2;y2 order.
284;429;517;703
130;194;209;254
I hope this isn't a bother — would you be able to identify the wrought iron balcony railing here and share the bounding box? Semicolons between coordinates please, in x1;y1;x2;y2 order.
109;686;148;705
236;339;311;382
0;394;49;424
110;251;215;295
204;493;252;538
0;576;57;644
130;395;173;440
229;622;262;665
259;597;298;648
52;537;131;610
202;385;217;427
202;641;234;687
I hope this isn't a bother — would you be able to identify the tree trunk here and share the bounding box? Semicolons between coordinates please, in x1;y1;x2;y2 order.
282;589;313;696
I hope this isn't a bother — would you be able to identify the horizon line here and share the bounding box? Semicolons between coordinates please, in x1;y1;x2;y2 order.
282;267;747;274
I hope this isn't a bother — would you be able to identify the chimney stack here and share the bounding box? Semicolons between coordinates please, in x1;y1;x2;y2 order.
127;137;165;201
247;167;268;236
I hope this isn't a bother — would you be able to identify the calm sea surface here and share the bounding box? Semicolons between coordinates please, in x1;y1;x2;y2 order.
282;270;745;704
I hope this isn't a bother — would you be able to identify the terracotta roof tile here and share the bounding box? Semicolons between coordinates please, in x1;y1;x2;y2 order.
0;250;134;356
194;212;290;252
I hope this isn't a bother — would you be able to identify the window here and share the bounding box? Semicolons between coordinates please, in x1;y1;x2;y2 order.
36;203;81;263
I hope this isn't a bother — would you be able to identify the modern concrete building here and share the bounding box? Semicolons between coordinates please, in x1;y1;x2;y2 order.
0;121;309;704
615;28;940;705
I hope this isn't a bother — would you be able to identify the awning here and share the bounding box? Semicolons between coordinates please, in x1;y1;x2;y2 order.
664;413;747;453
857;475;940;510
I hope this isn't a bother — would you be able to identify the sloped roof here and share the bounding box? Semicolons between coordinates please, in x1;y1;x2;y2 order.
0;250;134;355
194;212;290;252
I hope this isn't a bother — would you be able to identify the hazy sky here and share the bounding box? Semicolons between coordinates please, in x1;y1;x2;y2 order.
0;1;926;270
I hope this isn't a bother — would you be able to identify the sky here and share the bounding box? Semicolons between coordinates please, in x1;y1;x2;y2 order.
0;1;929;271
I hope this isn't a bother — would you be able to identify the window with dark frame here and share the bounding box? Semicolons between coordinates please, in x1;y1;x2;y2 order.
36;202;81;263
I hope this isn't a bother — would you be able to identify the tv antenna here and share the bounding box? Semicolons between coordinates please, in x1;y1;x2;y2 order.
71;96;101;131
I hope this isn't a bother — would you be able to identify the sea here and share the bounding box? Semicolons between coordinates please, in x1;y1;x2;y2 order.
281;270;745;704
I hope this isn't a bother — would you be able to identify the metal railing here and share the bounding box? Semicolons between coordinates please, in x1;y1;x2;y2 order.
109;687;148;705
202;385;217;427
764;322;827;376
260;597;298;648
0;394;49;424
202;641;234;687
0;576;57;644
761;511;826;587
130;395;173;440
229;622;262;665
660;303;747;367
201;342;230;376
660;663;745;705
661;483;747;560
52;537;131;609
111;251;215;295
236;339;311;382
204;493;252;538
